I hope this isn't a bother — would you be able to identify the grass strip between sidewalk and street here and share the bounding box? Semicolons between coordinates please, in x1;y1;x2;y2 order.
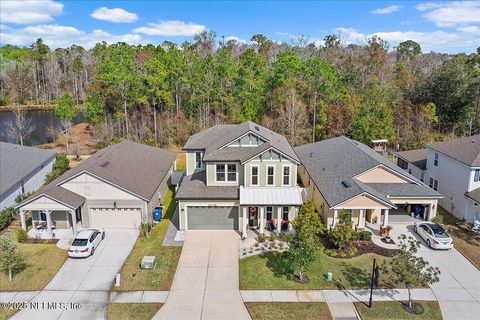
354;301;443;320
245;302;332;320
107;303;163;320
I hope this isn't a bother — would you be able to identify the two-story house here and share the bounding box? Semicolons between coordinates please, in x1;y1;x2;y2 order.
175;122;303;237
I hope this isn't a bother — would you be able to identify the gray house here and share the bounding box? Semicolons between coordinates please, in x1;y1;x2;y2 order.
16;141;176;238
0;142;56;211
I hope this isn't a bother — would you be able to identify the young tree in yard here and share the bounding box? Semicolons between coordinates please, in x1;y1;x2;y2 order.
328;210;355;249
390;235;440;311
0;235;26;282
4;107;35;145
55;93;77;151
293;201;326;239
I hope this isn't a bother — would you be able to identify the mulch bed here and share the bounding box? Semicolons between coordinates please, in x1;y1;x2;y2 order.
323;239;398;258
21;238;59;244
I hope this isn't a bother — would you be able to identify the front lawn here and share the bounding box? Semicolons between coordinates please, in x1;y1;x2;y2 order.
0;308;17;320
107;303;162;320
240;251;394;290
0;234;67;291
245;302;332;320
113;187;182;291
354;301;443;320
437;206;480;269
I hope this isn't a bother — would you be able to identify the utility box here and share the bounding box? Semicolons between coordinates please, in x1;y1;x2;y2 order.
325;272;333;281
141;256;157;269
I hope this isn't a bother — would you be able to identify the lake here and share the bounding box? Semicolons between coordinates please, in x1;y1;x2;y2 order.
0;110;84;146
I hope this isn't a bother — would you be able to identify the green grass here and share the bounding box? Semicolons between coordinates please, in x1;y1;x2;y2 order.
245;302;332;320
0;234;67;291
175;152;186;171
107;303;162;320
113;187;182;291
354;301;443;320
240;251;395;290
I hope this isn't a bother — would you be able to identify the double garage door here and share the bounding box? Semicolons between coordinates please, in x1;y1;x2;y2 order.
187;206;238;230
89;207;142;228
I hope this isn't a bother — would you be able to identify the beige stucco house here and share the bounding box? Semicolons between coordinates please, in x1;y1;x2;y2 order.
295;136;442;229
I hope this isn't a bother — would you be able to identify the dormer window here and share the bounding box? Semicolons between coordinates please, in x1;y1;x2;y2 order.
434;153;439;166
195;152;203;169
475;169;480;182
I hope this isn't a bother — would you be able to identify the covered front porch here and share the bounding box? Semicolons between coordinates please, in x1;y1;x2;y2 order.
239;186;303;237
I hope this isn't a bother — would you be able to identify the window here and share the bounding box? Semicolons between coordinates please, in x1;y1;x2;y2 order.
408;168;412;174
227;164;237;181
21;180;25;194
475;169;480;182
216;164;225;181
267;166;275;185
282;166;291;185
266;207;273;220
397;158;408;169
429;177;433;188
282;206;289;220
434;153;439;166
429;177;439;191
421;171;425;182
251;166;259;186
195;152;202;169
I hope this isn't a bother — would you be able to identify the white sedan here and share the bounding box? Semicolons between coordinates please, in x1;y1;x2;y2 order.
414;221;453;250
68;229;105;258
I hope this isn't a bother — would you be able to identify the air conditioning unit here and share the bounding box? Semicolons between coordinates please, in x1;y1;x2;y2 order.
141;256;156;269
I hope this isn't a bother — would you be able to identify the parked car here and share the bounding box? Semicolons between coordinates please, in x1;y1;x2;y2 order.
413;221;453;249
68;229;105;258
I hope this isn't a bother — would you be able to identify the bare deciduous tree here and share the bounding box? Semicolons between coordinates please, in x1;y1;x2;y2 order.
4;107;35;145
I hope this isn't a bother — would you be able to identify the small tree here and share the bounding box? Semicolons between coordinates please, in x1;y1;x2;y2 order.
44;154;70;184
4;107;35;145
328;210;355;249
54;93;77;151
0;236;26;282
389;235;440;310
285;228;317;282
293;201;326;239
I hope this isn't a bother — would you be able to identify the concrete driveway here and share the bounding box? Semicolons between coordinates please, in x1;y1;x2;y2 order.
12;228;139;320
389;224;480;320
153;230;251;320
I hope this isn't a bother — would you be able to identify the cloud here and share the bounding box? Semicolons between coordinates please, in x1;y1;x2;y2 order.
0;0;63;24
0;24;149;49
224;36;248;44
133;20;207;36
457;25;480;34
91;7;139;23
334;26;479;53
416;1;480;27
370;5;401;15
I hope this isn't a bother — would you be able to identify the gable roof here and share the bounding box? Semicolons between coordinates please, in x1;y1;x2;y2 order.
17;141;176;208
295;136;440;208
183;122;299;163
396;148;427;171
428;135;480;167
0;142;56;196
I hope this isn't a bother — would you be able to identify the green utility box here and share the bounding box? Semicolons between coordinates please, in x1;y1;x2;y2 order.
325;272;333;281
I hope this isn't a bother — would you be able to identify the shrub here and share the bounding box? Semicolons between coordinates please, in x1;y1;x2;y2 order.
351;231;360;241
0;208;16;231
432;215;444;224
15;192;33;204
44;154;70;184
257;233;266;243
254;242;259;247
280;232;293;243
339;252;347;258
269;233;276;241
359;230;372;241
348;246;357;257
271;240;276;247
330;251;338;257
15;229;28;243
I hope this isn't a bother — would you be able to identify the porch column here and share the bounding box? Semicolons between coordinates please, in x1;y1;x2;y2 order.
288;207;295;231
259;206;265;234
358;209;365;228
276;207;281;232
242;206;248;238
383;209;389;227
20;210;27;231
69;210;77;236
43;210;53;238
332;209;338;228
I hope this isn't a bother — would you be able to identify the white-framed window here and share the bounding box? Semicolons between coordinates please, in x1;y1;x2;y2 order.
429;177;438;191
215;163;237;182
282;165;291;186
474;169;480;182
282;206;289;220
434;153;439;166
267;165;275;185
251;165;259;186
266;206;273;220
195;152;203;169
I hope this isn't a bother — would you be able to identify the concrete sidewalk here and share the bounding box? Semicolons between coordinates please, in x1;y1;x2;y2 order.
109;291;169;303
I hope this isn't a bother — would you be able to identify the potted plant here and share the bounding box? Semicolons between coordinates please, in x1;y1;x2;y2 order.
385;225;393;240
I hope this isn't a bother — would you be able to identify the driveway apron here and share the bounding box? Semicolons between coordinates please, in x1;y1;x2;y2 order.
153;230;251;320
11;229;139;320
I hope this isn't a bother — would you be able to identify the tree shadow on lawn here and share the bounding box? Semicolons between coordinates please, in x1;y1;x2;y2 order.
339;262;371;289
260;252;293;279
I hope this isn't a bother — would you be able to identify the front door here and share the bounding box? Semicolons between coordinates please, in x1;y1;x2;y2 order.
248;207;258;227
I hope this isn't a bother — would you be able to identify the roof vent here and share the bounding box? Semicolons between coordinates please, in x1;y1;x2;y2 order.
254;125;260;131
342;180;352;188
99;160;110;167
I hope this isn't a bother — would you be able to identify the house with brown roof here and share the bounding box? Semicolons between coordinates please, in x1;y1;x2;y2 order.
15;141;176;238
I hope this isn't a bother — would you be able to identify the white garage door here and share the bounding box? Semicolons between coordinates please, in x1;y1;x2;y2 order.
89;207;142;228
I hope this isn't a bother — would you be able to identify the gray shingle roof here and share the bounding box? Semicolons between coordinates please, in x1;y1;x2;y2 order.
465;187;480;203
366;183;442;198
428;135;480;167
0;142;56;196
295;136;440;207
17;141;176;208
175;171;239;200
183;122;299;163
396;149;427;170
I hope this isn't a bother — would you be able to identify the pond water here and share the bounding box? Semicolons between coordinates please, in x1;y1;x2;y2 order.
0;110;84;146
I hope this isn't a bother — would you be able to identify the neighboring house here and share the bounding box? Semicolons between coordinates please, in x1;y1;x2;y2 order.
0;142;56;211
16;141;176;237
394;148;428;182
295;136;441;229
176;121;303;237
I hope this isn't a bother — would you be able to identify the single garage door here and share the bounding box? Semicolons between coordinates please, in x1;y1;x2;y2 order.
187;206;238;230
89;207;142;228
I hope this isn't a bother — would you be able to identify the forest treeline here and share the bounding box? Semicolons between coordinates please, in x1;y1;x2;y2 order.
0;32;479;149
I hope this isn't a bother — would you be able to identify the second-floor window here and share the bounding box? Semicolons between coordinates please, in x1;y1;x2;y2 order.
475;169;480;182
251;166;259;185
267;165;275;185
434;153;439;166
429;177;438;191
216;163;237;182
282;166;290;185
397;158;408;169
195;152;202;169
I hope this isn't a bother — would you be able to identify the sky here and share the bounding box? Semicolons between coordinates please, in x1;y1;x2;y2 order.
0;0;479;53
